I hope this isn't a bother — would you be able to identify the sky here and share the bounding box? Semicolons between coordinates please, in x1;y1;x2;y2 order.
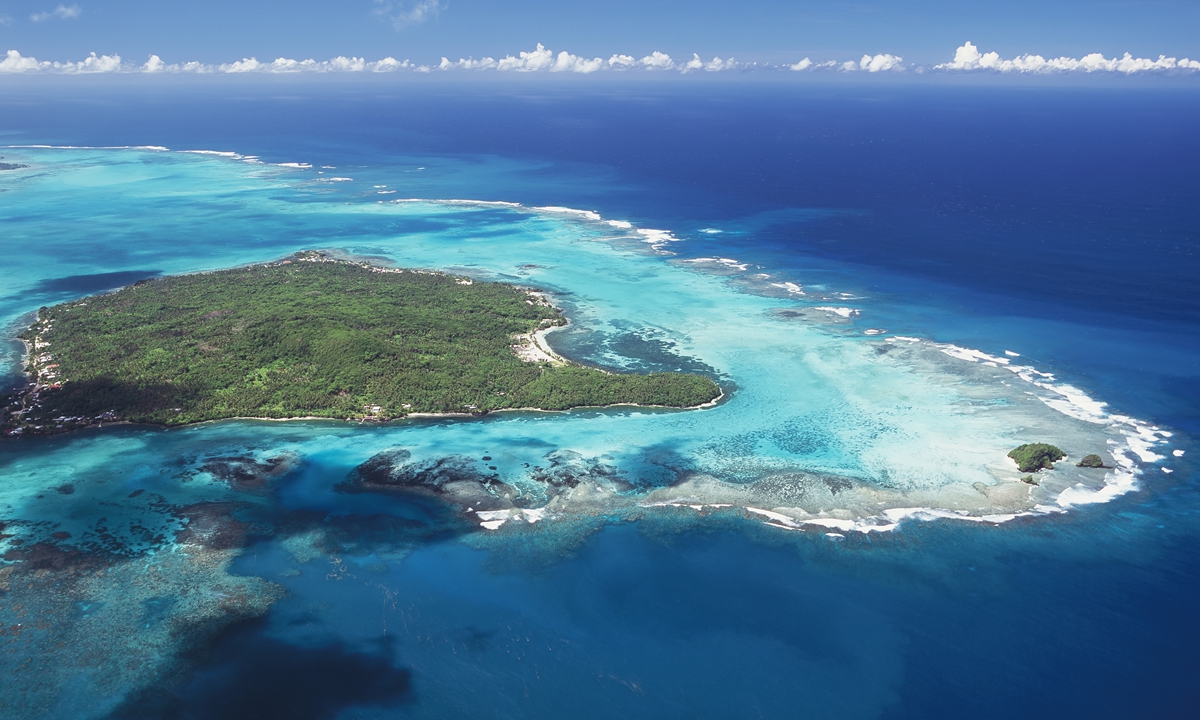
1;0;1199;74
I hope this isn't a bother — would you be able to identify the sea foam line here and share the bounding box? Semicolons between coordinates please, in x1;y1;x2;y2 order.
511;198;1174;531
6;144;170;150
918;340;1170;512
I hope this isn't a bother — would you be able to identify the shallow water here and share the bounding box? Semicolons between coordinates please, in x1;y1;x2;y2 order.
0;83;1197;719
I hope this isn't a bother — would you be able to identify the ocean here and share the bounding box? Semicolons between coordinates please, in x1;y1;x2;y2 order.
0;76;1197;719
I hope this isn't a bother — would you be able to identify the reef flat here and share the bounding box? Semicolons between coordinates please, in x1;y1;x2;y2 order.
2;252;720;436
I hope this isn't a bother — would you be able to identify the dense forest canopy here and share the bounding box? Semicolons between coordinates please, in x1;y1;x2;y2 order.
5;253;721;433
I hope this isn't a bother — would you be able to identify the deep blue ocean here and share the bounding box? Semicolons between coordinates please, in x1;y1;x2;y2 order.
1;77;1198;719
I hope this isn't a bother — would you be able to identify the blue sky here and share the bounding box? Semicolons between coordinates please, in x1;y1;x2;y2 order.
1;1;1199;73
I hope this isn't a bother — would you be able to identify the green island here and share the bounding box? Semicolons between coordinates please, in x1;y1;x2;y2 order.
2;252;721;436
1007;443;1066;473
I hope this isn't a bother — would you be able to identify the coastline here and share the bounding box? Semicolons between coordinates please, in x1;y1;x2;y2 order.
5;391;728;438
511;289;570;366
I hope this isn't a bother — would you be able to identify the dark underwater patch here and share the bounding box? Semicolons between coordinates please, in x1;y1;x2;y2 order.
198;453;299;495
105;619;412;720
529;448;630;489
549;323;720;377
271;508;464;556
638;443;701;488
173;502;255;551
338;448;516;510
18;269;163;298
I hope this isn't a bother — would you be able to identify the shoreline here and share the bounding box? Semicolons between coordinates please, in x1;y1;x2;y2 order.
511;289;571;366
5;393;727;438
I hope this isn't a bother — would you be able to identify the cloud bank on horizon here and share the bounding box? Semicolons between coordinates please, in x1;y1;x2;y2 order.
937;41;1200;74
1;42;1198;76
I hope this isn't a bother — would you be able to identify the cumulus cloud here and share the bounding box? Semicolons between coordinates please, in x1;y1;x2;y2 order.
859;53;904;72
0;49;120;73
30;4;80;22
496;43;555;71
74;51;119;72
638;51;675;70
840;53;902;72
1;49;45;72
372;57;414;72
448;46;606;73
789;58;813;71
435;47;684;72
373;0;442;30
216;56;375;74
438;56;497;70
938;41;1200;74
679;53;739;72
552;51;604;74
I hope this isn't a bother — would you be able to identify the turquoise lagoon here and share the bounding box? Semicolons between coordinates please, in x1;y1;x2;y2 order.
0;145;1186;718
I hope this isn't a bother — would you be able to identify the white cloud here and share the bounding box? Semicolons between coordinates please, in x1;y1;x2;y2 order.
220;57;264;73
938;41;1200;74
327;56;366;72
218;56;373;73
143;54;164;73
859;53;904;72
436;47;681;73
702;56;738;72
551;51;604;73
74;51;119;73
496;43;555;71
1;49;47;72
371;57;413;72
30;4;80;22
438;56;497;70
0;49;121;73
0;15;13;26
789;58;813;71
373;0;442;30
638;51;675;70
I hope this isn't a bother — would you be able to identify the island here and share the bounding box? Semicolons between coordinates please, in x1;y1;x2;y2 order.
1007;443;1066;473
2;252;721;436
